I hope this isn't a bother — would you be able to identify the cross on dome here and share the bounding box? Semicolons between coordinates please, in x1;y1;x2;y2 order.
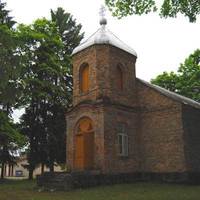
99;5;107;26
99;5;106;18
72;5;137;57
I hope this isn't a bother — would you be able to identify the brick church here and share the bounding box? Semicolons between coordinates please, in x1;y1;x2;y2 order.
66;17;200;181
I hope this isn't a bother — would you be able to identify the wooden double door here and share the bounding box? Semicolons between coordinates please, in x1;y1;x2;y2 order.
74;118;94;171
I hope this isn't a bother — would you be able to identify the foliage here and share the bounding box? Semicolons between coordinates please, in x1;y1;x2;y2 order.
17;10;83;178
51;7;84;55
105;0;157;17
151;71;178;92
17;18;65;178
0;0;16;28
0;25;23;110
0;111;26;179
0;0;25;179
151;49;200;102
105;0;200;22
0;0;23;111
0;112;24;144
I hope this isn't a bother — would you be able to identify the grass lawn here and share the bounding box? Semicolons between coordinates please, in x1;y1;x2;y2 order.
1;179;200;200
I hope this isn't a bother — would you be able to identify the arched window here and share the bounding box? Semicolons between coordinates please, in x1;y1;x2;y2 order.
116;65;123;90
80;64;89;93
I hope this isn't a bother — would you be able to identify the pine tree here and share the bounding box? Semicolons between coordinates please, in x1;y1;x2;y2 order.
0;0;15;28
18;12;84;178
0;0;24;179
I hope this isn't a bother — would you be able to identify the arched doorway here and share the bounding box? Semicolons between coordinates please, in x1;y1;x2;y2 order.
74;117;94;171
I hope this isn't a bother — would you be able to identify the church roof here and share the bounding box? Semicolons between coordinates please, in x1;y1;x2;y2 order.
137;78;200;109
72;25;137;57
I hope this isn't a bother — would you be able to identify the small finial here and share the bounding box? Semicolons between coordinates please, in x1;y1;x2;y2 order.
99;5;107;26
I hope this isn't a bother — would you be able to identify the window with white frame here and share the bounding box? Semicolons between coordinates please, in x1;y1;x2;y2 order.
117;123;128;156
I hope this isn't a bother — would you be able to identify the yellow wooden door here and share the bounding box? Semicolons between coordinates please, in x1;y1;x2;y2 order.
84;132;94;170
74;134;84;170
74;118;94;171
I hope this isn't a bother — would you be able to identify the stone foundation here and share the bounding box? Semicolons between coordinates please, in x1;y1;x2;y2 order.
37;171;200;191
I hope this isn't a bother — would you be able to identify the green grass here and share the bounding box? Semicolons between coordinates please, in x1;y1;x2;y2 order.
1;179;200;200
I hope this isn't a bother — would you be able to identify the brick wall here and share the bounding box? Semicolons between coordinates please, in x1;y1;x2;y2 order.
72;46;98;106
66;101;141;174
72;45;137;107
103;104;140;174
136;80;187;173
182;105;200;172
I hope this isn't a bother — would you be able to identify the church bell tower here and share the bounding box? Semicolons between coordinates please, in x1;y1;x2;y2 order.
66;10;139;173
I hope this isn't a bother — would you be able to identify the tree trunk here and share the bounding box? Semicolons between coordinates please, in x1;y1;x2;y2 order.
41;163;44;174
28;168;33;180
11;164;14;176
8;165;11;176
49;162;54;172
4;164;7;177
1;162;4;179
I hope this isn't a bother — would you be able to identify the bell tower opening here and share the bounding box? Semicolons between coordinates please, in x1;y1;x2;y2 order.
68;5;137;173
74;117;94;171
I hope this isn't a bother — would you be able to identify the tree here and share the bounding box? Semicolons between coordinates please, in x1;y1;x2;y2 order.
51;7;84;55
0;0;25;179
0;0;16;28
151;71;178;92
17;18;66;178
18;10;83;178
0;0;22;112
48;7;84;170
0;111;25;179
105;0;200;22
151;49;200;102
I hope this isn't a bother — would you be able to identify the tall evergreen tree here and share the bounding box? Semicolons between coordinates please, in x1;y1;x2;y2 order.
51;7;84;55
0;0;15;28
18;11;83;178
0;0;20;112
0;0;25;179
48;7;84;170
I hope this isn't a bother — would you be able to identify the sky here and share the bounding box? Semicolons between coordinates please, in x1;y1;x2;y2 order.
5;0;200;121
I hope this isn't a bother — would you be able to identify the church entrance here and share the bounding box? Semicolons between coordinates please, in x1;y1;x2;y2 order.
74;117;94;171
